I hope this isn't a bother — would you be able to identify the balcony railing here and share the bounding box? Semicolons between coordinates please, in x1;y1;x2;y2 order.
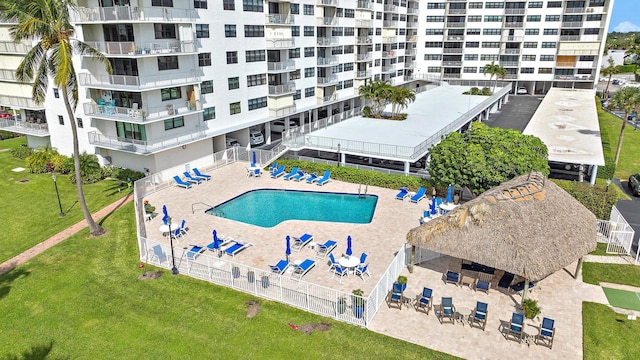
356;36;372;44
382;65;396;73
88;129;208;154
382;51;397;59
448;9;466;15
382;36;397;43
317;17;338;26
355;53;372;61
266;38;295;49
443;73;462;79
78;71;200;90
406;35;417;42
317;56;339;66
317;37;339;46
554;75;594;81
269;104;297;117
504;9;525;15
406;21;419;28
0;95;44;109
559;35;581;41
383;20;398;27
355;70;372;79
446;35;464;41
355;19;372;27
443;61;462;67
504;22;524;28
71;6;197;23
0;118;49;136
404;49;416;55
443;48;463;54
556;62;576;67
499;61;519;67
356;1;373;10
404;62;416;69
501;35;523;42
0;41;32;54
82;100;201;123
266;14;295;25
0;68;19;82
267;60;296;72
85;40;196;56
407;7;419;14
384;5;399;12
317;76;338;85
565;7;586;13
317;0;338;6
562;21;583;28
268;83;296;95
317;93;337;103
445;22;465;28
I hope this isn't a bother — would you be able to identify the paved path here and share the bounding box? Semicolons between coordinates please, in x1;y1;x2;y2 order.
0;192;133;275
583;254;637;265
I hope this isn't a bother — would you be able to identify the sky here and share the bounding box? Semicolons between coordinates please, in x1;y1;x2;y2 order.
609;0;640;33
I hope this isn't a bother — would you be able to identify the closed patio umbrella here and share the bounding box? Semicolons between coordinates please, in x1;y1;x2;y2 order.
162;205;168;224
252;151;257;165
212;229;221;256
430;197;438;215
446;184;453;203
346;235;353;256
286;235;291;262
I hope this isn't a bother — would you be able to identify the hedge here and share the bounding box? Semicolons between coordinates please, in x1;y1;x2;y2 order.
551;179;620;220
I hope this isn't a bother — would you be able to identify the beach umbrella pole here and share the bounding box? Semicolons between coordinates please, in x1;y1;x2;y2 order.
521;278;530;305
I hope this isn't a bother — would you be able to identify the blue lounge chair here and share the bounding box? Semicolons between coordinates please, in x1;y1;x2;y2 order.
173;176;193;189
269;259;290;275
410;187;426;203
387;282;405;310
314;240;337;258
359;252;367;265
206;236;231;252
506;312;525;343
396;187;409;200
224;241;253;257
185;245;205;260
269;162;278;174
437;297;456;324
316;170;331;186
354;263;370;281
444;270;460;286
416;287;433;314
183;172;203;184
270;165;285;178
332;264;348;282
475;273;492;294
291;259;316;280
292;233;313;252
536;317;555;349
469;301;488;331
291;171;306;181
328;253;339;272
192;167;211;180
283;167;300;180
179;219;188;236
189;170;209;181
305;173;318;184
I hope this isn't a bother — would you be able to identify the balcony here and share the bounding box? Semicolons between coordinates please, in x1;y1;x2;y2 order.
355;19;372;27
82;100;201;124
562;21;583;28
71;6;197;23
0;95;44;110
317;17;338;26
556;62;576;68
405;49;416;56
443;48;463;54
406;35;417;42
78;71;200;91
85;40;196;57
502;49;520;54
504;9;525;15
446;35;464;41
406;21;419;29
317;93;337;103
554;75;594;81
269;104;296;117
356;1;373;10
0;41;32;54
267;60;296;72
445;22;465;28
0;68;19;82
559;35;581;41
88;129;208;155
404;62;416;69
447;9;466;15
317;0;338;6
382;65;396;73
443;61;462;67
355;70;371;79
565;7;586;13
356;36;372;45
443;73;462;79
355;53;372;62
268;83;296;95
266;38;295;49
407;7;419;14
501;35;523;42
317;56;339;66
383;20;398;27
382;51;397;59
317;75;339;86
504;22;524;28
384;5;399;12
0;118;49;137
382;36;397;43
317;37;339;46
266;14;295;25
499;61;519;67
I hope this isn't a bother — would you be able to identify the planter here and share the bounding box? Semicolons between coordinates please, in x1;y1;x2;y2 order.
232;266;240;279
261;275;270;288
247;271;255;283
353;305;365;318
337;300;347;315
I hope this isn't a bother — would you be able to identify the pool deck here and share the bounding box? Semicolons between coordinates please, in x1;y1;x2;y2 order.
143;163;609;360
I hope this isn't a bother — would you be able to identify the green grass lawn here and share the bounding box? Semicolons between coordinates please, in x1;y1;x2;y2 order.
588;242;620;256
602;287;640;312
583;302;640;360
0;202;458;359
0;137;126;263
582;262;640;288
598;103;640;179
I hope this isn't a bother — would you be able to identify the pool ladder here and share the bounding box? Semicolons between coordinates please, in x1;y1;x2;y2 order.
191;202;214;214
358;183;368;198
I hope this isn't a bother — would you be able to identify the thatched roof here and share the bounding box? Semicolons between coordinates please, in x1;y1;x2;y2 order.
407;172;597;281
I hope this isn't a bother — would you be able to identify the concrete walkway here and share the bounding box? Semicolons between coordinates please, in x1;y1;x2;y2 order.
0;192;133;276
584;254;637;265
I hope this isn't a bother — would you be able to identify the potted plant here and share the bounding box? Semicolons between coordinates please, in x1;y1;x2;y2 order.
336;296;347;315
352;289;366;318
396;275;408;292
522;299;541;320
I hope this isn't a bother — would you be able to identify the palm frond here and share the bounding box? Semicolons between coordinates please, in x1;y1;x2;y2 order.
75;40;113;75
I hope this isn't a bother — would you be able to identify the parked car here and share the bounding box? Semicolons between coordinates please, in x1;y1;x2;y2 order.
516;87;528;95
0;110;12;118
226;137;240;148
270;120;299;133
249;130;264;146
629;173;640;196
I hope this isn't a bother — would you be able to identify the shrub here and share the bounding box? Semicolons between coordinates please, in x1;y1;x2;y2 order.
522;298;541;320
52;154;72;174
616;64;636;73
0;130;18;140
110;167;145;182
481;87;492;96
25;146;59;174
551;179;619;220
362;106;372;118
10;144;33;160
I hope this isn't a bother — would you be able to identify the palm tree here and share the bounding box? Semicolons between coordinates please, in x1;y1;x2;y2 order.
389;87;416;118
358;79;392;117
1;0;112;236
482;61;506;94
600;57;619;98
609;87;640;165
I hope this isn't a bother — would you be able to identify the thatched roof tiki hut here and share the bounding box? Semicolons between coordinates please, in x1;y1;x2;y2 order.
407;172;597;302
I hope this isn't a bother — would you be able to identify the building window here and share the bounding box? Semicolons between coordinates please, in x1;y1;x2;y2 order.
161;87;181;101
466;28;480;35
248;96;267;110
545;15;560;22
164;116;184;130
194;0;207;9
586;14;603;21
201;80;214;94
426;16;444;22
228;77;240;90
304;26;314;36
58;115;64;125
468;2;482;9
547;1;562;8
227;51;238;64
203;107;215;121
424;42;443;48
543;29;558;35
481;42;499;48
520;68;534;74
521;55;536;61
527;15;541;22
225;24;236;37
344;79;353;88
305;87;315;97
541;42;557;48
480;54;498;61
291;26;300;37
584;28;600;35
484;16;502;22
483;29;501;35
344;63;353;71
196;24;209;38
152;0;173;6
198;53;211;67
154;24;176;39
525;29;540;35
539;55;554;61
463;54;477;61
247;74;266;87
467;16;481;22
76;117;83;128
529;1;542;8
243;0;263;12
245;50;265;62
426;28;443;35
303;4;314;15
538;67;553;74
230;102;241;115
466;41;480;48
523;42;538;48
116;122;146;141
289;69;301;80
291;3;299;14
293;90;301;100
53;88;59;98
427;67;441;73
485;2;504;8
158;56;179;71
245;25;265;37
463;67;477;73
304;67;315;78
288;48;300;59
304;47;315;57
223;0;234;10
427;3;445;9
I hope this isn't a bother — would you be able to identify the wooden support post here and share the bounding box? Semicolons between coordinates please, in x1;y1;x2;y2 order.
574;256;584;280
521;278;530;305
409;245;416;273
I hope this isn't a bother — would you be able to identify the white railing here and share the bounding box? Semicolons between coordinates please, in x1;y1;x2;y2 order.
317;56;339;65
0;118;49;136
317;75;338;85
269;104;297;117
266;38;295;49
85;40;196;56
0;95;44;109
0;68;18;82
356;70;372;78
355;19;372;27
355;53;372;61
357;1;373;10
268;83;295;95
363;244;407;324
601;206;636;262
268;60;296;71
71;6;197;23
0;41;32;54
356;36;372;44
78;71;200;90
317;0;338;5
317;17;338;26
88;128;209;154
82;100;201;123
317;37;339;46
265;14;295;25
284;154;431;178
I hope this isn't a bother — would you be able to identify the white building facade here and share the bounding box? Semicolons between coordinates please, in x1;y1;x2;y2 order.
0;0;613;174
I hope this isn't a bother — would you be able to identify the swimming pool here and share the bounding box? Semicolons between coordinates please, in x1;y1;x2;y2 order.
206;189;378;228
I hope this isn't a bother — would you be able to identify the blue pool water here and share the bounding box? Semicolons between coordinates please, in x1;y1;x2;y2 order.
206;189;378;228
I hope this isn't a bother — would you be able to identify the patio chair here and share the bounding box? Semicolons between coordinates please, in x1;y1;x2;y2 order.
185;245;205;261
293;171;307;182
270;165;285;178
283;167;300;180
192;168;211;180
205;237;230;252
316;171;332;186
179;219;188;236
224;241;253;257
269;162;278;174
148;245;169;266
183;172;203;184
395;187;409;200
328;253;339;272
469;301;488;331
536;317;555;349
173;176;193;189
359;252;367;265
172;228;183;241
443;270;460;286
314;240;337;258
354;263;370;281
332;264;348;282
415;287;433;315
437;297;456;324
253;168;262;177
387;282;405;310
475;273;492;294
269;259;290;275
292;233;314;252
189;170;209;181
410;187;426;203
505;312;525;343
305;173;319;184
291;259;316;280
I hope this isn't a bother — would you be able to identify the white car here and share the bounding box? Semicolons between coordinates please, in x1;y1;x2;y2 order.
270;120;298;133
249;130;264;146
226;137;240;148
517;87;528;95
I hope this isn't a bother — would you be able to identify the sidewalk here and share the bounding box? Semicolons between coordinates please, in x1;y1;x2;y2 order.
0;192;134;275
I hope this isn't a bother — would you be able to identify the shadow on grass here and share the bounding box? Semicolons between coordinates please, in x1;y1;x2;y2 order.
4;340;69;360
98;192;133;227
103;181;130;198
0;268;31;301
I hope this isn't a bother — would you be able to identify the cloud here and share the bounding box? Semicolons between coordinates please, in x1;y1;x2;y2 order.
613;21;640;33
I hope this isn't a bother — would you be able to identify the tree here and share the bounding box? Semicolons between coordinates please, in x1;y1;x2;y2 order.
389;87;415;118
609;87;640;165
600;57;619;98
1;0;112;236
428;122;549;197
482;61;507;94
358;79;392;117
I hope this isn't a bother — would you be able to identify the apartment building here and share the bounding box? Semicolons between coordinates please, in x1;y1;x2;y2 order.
0;0;613;174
